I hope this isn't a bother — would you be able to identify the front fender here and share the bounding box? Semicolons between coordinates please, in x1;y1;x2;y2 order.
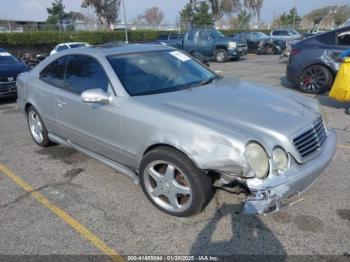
139;131;248;176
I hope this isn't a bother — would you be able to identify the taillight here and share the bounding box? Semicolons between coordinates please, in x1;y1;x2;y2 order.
290;48;300;56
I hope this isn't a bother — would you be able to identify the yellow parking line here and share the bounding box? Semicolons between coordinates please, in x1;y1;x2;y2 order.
337;144;350;150
0;163;123;262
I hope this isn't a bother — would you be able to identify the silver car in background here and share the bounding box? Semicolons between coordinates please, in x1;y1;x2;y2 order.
17;44;336;216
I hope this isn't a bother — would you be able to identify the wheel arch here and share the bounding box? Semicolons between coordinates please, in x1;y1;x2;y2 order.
215;45;228;52
24;102;34;113
301;63;336;78
142;143;202;170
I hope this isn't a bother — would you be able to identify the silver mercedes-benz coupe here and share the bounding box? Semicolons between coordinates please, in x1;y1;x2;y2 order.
17;44;336;216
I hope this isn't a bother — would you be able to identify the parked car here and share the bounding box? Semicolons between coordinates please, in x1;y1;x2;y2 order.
21;53;47;69
286;26;350;94
105;39;211;66
231;31;286;55
0;48;29;99
270;29;303;41
17;44;336;216
156;33;184;47
50;42;89;55
177;28;247;62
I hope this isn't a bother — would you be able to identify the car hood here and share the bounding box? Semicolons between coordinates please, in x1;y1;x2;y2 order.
218;37;246;44
0;63;28;78
137;78;320;142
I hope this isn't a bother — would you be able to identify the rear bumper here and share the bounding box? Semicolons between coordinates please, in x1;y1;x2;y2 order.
244;130;337;214
286;63;299;85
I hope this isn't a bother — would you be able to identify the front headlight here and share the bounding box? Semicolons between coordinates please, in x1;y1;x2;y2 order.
228;42;237;48
272;147;289;173
244;142;269;179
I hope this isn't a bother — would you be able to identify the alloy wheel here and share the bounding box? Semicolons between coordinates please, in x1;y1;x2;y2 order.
299;66;329;93
216;52;225;62
144;161;192;213
28;111;44;144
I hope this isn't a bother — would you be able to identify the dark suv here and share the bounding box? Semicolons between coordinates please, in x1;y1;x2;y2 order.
286;26;350;94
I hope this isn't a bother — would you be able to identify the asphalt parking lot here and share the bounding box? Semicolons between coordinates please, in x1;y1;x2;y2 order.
0;54;349;260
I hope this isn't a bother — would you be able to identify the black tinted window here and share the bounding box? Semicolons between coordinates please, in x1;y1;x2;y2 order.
158;35;168;40
57;45;69;52
337;31;350;46
272;31;280;36
317;32;336;45
199;31;210;40
40;57;68;87
187;30;195;40
64;55;109;95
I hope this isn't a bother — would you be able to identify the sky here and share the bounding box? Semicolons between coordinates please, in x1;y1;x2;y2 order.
0;0;349;24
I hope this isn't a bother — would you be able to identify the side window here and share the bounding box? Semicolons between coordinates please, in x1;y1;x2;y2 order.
158;35;168;40
64;55;109;95
57;45;69;52
198;31;210;40
169;34;178;40
272;31;279;36
39;56;68;87
187;30;195;41
248;33;255;41
318;32;336;45
337;31;350;46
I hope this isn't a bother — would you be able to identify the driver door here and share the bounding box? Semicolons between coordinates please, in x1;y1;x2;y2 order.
56;54;124;162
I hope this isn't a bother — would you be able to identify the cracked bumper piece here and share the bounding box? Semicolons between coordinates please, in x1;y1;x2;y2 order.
244;130;336;214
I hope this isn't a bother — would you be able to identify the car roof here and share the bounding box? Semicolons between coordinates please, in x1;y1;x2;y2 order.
58;42;88;46
93;43;173;56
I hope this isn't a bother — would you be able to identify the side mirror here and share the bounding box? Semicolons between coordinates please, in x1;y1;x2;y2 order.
81;88;110;104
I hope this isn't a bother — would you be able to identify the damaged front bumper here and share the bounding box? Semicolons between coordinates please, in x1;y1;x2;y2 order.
244;129;336;214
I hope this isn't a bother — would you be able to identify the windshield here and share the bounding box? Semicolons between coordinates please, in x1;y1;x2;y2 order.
290;30;299;35
211;30;225;38
255;32;268;39
69;43;87;48
0;53;19;65
108;50;218;96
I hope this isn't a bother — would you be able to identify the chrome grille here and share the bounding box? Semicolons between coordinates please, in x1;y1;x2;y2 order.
0;83;16;93
293;118;327;159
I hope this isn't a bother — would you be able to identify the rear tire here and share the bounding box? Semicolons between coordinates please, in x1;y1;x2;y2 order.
298;65;333;94
139;146;213;217
27;106;53;147
215;49;228;63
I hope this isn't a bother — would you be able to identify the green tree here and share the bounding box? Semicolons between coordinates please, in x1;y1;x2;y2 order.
46;0;72;25
278;7;301;27
179;1;213;26
193;1;213;25
82;0;121;29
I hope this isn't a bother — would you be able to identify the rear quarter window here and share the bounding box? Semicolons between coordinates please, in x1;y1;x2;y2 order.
317;32;336;45
39;57;68;87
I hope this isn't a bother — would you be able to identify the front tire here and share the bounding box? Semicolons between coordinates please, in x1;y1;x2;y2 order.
27;106;53;147
139;147;213;217
215;49;228;63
